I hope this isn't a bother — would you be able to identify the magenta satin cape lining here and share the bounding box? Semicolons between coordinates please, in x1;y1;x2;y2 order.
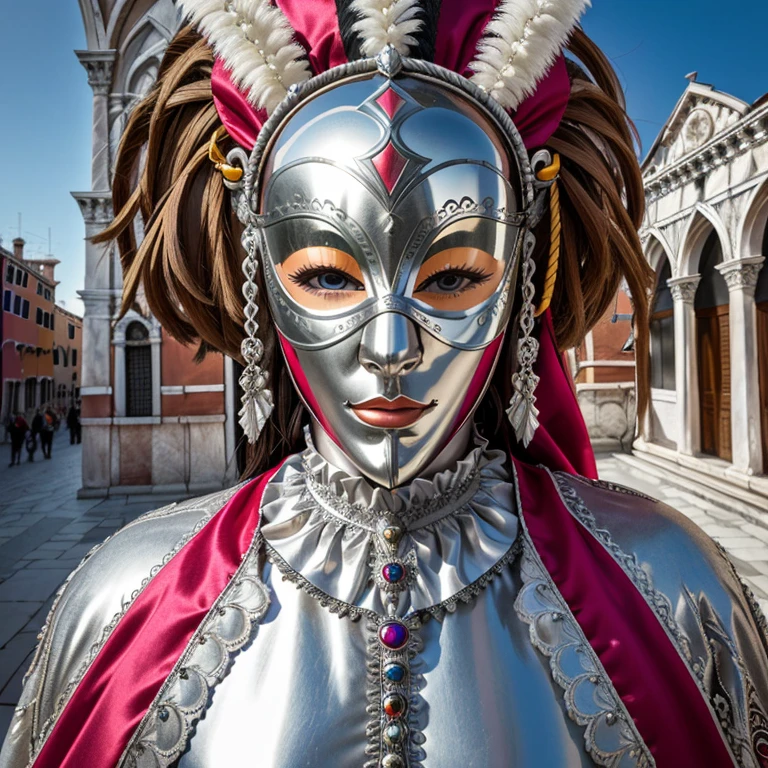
515;459;732;767
32;468;281;768
32;457;733;767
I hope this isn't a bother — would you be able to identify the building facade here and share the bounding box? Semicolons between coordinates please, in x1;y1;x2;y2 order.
53;306;83;413
75;0;238;497
572;289;637;452
639;76;768;503
1;239;58;424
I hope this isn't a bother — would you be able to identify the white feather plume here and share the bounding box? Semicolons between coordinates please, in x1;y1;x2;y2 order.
469;0;590;111
178;0;311;114
351;0;424;57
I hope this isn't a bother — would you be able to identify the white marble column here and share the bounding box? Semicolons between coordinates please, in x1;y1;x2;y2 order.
716;256;765;475
72;50;116;493
668;275;702;456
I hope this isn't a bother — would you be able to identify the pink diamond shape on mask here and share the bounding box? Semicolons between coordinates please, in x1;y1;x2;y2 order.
372;142;408;193
375;88;405;119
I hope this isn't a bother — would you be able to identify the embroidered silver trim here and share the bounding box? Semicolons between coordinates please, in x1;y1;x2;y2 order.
303;454;483;533
552;472;694;667
120;535;271;767
578;476;656;503
511;475;654;767
27;486;242;766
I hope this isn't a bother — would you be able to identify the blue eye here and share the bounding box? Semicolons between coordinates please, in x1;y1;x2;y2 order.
317;272;349;290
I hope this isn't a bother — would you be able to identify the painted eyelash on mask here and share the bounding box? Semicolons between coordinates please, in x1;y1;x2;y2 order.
288;265;365;292
414;264;493;293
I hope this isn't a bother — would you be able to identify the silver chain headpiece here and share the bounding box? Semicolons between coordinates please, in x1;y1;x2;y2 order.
237;224;274;443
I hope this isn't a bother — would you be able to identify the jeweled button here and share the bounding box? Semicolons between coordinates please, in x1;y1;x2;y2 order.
382;754;404;768
382;563;405;583
384;662;406;683
383;693;407;718
384;723;404;746
379;621;409;650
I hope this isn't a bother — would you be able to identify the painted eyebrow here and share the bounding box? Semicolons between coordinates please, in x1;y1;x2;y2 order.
422;220;499;260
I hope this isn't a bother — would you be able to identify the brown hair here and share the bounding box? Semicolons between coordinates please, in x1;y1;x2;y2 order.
96;24;652;477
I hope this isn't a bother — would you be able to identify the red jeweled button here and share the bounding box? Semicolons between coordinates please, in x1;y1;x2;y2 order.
383;693;407;718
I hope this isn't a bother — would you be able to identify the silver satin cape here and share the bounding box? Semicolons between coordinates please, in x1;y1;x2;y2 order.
2;436;768;768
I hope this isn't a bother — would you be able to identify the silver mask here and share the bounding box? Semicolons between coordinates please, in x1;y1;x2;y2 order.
241;55;541;488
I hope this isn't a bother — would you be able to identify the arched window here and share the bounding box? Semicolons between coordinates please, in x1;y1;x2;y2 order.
650;258;676;390
125;321;152;417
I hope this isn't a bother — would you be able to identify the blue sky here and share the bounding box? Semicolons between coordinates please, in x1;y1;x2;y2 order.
0;0;767;315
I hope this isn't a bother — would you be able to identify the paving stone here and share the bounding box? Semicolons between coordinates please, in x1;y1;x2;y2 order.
715;537;768;549
0;569;71;602
37;542;74;551
726;548;768;563
0;517;71;568
0;706;13;743
699;524;748;539
0;603;43;648
0;632;37;693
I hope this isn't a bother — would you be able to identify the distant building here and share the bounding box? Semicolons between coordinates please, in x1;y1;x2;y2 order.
572;288;637;453
53;305;82;413
1;238;58;423
636;76;768;505
75;0;237;497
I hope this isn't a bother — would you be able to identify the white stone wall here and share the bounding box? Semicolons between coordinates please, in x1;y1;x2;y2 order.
641;79;768;478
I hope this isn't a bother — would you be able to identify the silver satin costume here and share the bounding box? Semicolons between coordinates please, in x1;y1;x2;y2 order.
5;8;768;768
3;432;768;767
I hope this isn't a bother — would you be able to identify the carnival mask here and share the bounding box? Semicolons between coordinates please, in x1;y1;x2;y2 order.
250;71;530;488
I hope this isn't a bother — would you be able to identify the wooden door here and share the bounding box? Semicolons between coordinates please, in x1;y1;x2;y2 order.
758;302;768;474
697;305;732;462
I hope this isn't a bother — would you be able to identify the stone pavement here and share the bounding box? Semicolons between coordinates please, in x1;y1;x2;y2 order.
0;431;179;739
1;440;768;742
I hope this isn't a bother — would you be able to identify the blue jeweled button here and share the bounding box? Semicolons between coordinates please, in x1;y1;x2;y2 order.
382;563;405;583
158;707;169;722
384;662;406;683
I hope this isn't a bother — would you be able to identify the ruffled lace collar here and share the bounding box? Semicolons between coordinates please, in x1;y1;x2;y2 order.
260;432;519;615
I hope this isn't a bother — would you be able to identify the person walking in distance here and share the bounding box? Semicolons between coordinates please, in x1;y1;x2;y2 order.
40;406;56;459
27;409;43;462
66;404;81;445
8;413;28;467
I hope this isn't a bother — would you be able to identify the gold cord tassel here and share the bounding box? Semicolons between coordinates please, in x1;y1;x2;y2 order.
208;126;244;183
534;154;561;318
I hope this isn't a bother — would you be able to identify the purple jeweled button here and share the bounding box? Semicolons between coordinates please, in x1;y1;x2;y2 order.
382;563;405;584
379;621;409;650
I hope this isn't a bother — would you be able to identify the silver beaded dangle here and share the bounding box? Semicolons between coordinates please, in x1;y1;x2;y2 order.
238;224;274;443
506;230;541;448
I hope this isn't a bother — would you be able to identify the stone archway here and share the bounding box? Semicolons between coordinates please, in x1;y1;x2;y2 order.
757;231;768;473
694;230;732;461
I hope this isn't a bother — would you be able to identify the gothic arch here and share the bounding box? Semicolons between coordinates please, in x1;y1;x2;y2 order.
644;230;675;273
738;177;768;261
78;0;108;50
678;203;731;278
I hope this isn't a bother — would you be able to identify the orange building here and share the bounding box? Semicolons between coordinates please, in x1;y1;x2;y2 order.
1;238;58;423
53;305;83;414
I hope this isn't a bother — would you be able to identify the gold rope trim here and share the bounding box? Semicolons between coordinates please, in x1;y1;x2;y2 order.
535;153;561;318
208;126;243;182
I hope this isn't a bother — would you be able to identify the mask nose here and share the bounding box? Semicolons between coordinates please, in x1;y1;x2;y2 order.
359;313;422;378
